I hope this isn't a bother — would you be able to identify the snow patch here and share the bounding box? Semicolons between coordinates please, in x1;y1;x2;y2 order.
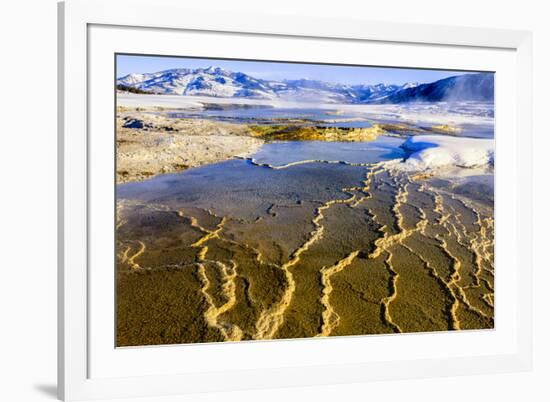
398;135;494;171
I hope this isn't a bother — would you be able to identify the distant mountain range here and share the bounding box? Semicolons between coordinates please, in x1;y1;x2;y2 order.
117;66;493;104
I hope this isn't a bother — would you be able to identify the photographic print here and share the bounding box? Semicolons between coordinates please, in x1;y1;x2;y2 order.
115;54;494;347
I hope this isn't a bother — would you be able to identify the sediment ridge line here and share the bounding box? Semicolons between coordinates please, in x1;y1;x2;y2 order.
368;209;428;260
397;182;462;330
435;210;493;322
401;241;461;330
254;192;359;340
351;162;386;208
251;162;397;339
242;157;379;171
182;208;275;267
190;216;228;247
317;251;361;337
186;210;244;341
127;241;146;270
119;245;131;264
197;261;244;341
445;196;486;289
381;252;402;333
431;192;487;325
367;169;430;260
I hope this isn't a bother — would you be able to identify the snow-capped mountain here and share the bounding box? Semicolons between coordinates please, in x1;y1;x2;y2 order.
118;67;275;99
379;73;494;103
117;67;492;104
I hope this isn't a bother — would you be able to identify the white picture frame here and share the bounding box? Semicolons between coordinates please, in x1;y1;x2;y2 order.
58;0;533;400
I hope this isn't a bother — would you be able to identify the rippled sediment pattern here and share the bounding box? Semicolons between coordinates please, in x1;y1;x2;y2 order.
116;144;494;346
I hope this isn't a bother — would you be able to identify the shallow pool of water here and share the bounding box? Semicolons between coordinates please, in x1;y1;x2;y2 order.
250;137;405;167
117;137;405;220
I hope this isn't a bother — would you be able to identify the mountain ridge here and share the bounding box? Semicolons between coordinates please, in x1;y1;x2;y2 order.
117;67;493;104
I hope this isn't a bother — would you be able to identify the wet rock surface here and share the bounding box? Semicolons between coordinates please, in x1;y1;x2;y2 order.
116;147;494;346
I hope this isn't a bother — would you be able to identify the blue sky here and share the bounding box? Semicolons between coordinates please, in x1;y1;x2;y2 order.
116;54;476;86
